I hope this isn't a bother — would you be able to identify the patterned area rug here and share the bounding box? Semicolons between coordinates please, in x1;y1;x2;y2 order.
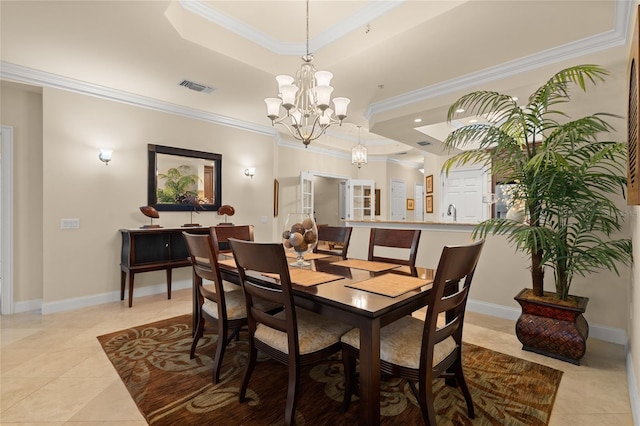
97;314;563;425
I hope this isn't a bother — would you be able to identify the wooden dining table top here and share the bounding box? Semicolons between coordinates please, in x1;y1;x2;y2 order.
217;253;434;319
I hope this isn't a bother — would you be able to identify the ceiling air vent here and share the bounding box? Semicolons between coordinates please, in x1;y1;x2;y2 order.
178;79;215;94
417;141;432;147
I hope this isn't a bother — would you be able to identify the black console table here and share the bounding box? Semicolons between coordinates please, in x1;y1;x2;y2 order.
120;227;209;307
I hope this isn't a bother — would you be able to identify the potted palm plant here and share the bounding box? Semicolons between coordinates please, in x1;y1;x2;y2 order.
442;64;632;364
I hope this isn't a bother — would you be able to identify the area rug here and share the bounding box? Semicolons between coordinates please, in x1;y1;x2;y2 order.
97;314;563;425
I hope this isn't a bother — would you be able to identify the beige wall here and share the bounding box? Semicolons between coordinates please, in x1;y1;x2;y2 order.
1;82;44;302
313;176;341;226
39;87;276;304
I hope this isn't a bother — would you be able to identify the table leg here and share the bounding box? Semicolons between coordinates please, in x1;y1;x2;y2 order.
358;318;381;426
166;268;172;300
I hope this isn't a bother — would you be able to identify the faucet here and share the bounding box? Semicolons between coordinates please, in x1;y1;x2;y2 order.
447;203;457;222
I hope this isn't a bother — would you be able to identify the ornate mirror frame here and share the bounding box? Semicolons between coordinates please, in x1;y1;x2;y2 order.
147;144;222;211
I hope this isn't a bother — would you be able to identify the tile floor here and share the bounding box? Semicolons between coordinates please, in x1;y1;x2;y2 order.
0;288;634;425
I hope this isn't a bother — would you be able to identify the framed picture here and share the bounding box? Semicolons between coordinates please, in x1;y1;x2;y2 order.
273;179;279;217
426;195;434;213
406;198;414;210
426;174;434;194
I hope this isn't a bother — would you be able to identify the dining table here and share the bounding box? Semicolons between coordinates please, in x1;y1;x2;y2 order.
209;252;435;426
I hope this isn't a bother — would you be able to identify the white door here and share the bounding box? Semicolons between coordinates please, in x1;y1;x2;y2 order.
414;184;424;221
300;171;314;216
348;179;375;221
390;179;406;221
440;167;487;223
339;181;348;220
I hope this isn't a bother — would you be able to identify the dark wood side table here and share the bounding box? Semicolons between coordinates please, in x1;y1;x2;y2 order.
120;227;209;307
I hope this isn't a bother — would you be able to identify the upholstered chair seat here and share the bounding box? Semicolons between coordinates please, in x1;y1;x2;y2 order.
202;290;280;321
341;316;457;369
255;309;352;355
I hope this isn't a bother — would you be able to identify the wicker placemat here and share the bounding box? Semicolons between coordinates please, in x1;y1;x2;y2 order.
346;274;432;297
217;258;238;269
331;259;401;272
285;252;332;260
262;269;344;287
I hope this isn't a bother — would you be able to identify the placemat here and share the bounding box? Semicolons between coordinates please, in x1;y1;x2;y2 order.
218;258;238;269
346;274;432;297
285;252;332;260
262;268;344;287
331;259;401;272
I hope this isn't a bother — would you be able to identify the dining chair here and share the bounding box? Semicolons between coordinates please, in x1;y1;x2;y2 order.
314;225;353;259
211;224;254;253
183;232;277;384
368;227;421;276
228;238;353;426
341;239;485;425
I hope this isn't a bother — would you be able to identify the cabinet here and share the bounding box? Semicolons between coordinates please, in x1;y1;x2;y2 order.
120;227;208;307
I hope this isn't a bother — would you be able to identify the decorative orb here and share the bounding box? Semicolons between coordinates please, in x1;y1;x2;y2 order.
282;213;318;267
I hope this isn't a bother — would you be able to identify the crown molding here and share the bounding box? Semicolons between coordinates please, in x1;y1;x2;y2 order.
0;61;274;137
366;0;633;120
179;0;404;56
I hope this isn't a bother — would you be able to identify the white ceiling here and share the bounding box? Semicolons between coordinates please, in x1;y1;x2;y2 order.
0;0;633;166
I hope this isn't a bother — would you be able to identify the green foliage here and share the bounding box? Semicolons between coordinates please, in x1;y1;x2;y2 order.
156;165;200;203
442;64;632;300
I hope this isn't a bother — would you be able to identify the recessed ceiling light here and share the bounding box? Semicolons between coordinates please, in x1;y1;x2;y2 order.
414;118;422;123
511;97;518;101
469;119;478;123
456;108;465;113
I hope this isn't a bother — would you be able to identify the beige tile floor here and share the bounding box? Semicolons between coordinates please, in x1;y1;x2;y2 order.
0;288;633;425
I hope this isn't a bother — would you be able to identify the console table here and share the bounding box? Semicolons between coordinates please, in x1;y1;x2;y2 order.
120;227;209;307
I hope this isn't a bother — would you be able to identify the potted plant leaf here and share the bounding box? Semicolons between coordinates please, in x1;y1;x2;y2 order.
442;64;632;364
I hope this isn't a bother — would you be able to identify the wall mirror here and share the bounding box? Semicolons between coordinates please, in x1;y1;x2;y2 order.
147;144;222;211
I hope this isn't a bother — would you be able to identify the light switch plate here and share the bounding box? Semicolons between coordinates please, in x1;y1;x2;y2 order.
61;218;80;229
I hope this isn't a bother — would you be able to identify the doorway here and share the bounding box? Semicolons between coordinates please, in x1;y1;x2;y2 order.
440;167;487;223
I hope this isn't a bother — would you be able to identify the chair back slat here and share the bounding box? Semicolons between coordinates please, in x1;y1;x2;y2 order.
228;239;299;348
421;240;484;372
314;225;353;259
183;232;225;308
368;228;421;275
211;225;254;252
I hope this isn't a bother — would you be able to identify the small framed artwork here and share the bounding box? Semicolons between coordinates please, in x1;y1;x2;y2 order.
273;179;279;217
426;175;434;194
406;198;414;210
426;195;434;213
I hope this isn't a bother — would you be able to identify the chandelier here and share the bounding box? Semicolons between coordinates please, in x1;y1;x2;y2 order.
264;0;350;148
351;126;367;168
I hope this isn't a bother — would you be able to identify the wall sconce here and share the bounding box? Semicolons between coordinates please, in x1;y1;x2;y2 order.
244;167;256;179
99;149;113;166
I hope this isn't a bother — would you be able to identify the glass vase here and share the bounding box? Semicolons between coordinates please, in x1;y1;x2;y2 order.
282;213;318;267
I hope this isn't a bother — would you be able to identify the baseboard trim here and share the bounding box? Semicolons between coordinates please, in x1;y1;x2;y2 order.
627;346;640;426
39;280;192;314
14;299;43;314
467;298;629;346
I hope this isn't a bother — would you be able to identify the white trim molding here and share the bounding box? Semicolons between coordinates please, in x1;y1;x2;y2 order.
1;125;14;315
